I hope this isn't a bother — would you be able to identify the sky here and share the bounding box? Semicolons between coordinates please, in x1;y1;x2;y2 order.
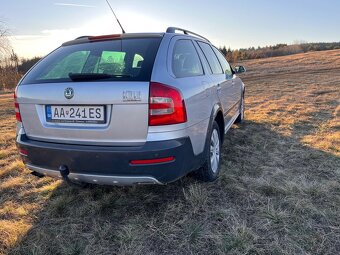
1;0;340;58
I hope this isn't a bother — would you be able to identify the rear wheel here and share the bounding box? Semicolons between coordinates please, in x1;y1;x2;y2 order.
235;92;245;123
196;121;221;182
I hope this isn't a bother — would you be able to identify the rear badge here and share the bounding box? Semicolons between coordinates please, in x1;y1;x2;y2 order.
64;87;74;99
123;91;141;102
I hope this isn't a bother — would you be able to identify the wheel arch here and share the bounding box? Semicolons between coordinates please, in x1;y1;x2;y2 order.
203;103;224;155
214;110;224;143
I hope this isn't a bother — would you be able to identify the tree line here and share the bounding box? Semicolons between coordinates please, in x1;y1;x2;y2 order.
1;18;340;91
219;42;340;63
0;53;41;91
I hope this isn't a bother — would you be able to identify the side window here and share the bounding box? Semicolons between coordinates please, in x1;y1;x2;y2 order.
172;39;203;78
197;42;223;74
212;47;233;78
132;54;144;68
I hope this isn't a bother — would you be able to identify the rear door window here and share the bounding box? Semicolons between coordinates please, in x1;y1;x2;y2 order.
172;39;203;78
197;41;223;74
21;37;162;84
212;46;233;78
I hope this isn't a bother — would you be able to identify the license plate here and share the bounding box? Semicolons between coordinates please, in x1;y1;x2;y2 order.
46;105;106;124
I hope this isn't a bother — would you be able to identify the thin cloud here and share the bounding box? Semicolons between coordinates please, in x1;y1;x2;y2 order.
54;3;96;8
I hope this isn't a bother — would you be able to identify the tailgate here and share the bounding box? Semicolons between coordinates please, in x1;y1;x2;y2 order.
17;82;149;146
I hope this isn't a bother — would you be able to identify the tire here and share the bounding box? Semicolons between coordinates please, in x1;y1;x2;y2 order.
196;121;221;182
235;92;244;123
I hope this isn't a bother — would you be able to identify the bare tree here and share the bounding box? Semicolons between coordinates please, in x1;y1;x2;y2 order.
0;20;20;90
0;20;12;62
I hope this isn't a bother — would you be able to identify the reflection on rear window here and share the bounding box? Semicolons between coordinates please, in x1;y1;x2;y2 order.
40;51;90;80
21;38;161;84
96;51;126;76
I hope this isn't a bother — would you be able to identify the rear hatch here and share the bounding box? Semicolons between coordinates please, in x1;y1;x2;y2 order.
17;35;162;146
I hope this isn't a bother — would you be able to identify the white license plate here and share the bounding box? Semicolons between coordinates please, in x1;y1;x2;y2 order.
46;105;106;124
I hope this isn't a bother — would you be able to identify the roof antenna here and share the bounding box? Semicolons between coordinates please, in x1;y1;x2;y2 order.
105;0;126;34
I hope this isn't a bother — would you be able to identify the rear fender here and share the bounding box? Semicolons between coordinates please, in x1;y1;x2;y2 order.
202;103;224;156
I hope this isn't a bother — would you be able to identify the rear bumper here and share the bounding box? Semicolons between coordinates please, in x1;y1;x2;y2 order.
16;134;202;185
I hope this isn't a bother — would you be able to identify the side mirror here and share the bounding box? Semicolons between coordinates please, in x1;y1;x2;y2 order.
235;65;246;74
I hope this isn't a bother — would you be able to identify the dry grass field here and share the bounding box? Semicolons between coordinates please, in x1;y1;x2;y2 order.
0;50;339;255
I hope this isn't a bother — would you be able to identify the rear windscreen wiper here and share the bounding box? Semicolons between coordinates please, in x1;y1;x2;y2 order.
68;73;132;81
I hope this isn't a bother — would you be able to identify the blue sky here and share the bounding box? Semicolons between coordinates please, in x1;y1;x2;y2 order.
1;0;340;58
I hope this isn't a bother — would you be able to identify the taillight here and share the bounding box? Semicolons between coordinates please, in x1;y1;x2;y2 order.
149;82;187;126
14;88;22;122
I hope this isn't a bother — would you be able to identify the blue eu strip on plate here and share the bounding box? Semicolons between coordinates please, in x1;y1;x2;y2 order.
46;106;52;120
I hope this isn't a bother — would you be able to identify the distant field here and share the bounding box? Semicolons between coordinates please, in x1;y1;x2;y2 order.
0;50;339;255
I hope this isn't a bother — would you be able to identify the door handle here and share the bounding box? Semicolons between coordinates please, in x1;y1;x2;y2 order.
217;84;221;91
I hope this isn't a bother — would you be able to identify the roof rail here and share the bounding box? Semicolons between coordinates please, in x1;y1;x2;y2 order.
166;27;210;42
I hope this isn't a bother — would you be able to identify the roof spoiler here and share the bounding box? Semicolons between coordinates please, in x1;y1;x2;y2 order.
68;27;209;45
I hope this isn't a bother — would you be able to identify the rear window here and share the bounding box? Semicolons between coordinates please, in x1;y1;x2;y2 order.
21;38;162;84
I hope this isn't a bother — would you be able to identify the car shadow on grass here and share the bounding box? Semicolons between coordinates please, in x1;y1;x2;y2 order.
8;120;340;255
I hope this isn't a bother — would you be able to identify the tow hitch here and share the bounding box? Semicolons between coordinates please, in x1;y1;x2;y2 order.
59;165;87;187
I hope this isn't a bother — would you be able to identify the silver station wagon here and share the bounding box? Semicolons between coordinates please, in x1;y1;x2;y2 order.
15;27;246;186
